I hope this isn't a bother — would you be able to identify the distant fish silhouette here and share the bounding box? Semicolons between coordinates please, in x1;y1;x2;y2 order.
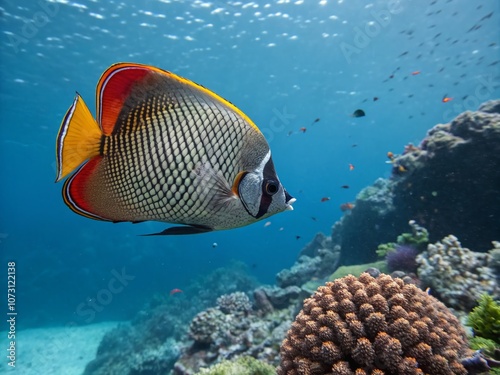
352;109;365;118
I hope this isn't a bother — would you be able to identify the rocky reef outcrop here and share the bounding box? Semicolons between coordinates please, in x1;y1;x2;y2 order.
174;292;295;374
322;101;500;266
82;263;258;375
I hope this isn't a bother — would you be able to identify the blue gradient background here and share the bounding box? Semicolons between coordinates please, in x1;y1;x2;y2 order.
0;0;499;326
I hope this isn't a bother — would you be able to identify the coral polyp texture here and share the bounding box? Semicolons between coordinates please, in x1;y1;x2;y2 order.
278;273;471;375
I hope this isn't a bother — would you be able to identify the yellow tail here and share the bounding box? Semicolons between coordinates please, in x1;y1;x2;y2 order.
55;94;103;182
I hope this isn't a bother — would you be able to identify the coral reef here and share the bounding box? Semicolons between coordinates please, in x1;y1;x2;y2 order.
416;235;500;311
174;300;294;374
328;261;388;281
216;292;252;315
386;244;418;273
82;104;500;375
490;241;500;272
323;101;500;265
278;273;472;375
195;356;276;375
253;286;303;310
376;220;429;258
276;233;339;288
83;263;258;375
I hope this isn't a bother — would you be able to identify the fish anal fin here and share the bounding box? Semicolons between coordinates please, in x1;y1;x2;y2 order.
142;225;213;236
63;156;110;221
56;94;102;182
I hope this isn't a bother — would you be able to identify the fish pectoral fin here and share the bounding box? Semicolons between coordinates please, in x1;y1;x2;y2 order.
191;162;238;210
141;224;213;236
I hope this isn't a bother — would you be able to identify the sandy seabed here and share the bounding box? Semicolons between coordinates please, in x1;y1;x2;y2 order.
0;321;119;375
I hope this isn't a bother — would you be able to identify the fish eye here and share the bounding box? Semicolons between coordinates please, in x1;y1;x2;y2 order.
265;180;279;195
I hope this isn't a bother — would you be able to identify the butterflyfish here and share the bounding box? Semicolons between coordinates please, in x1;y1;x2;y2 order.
55;63;295;235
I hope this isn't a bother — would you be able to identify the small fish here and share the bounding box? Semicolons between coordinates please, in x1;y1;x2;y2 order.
349;163;355;171
311;118;320;125
340;185;349;189
352;109;365;118
411;71;421;76
299;127;307;133
170;288;183;296
397;165;407;173
320;197;331;202
264;221;272;227
442;95;453;103
55;63;295;235
373;97;379;102
212;242;218;248
295;235;301;240
480;11;493;21
340;202;354;212
311;216;317;221
387;151;395;160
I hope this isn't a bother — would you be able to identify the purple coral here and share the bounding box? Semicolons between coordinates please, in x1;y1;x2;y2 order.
387;244;418;273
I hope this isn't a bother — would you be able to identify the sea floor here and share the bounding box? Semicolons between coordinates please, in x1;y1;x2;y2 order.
0;321;119;375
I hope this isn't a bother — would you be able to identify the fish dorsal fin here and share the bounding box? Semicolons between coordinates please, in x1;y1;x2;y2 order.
96;62;262;135
96;63;153;135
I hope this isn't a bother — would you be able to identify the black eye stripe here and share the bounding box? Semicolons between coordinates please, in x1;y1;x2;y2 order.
255;157;280;218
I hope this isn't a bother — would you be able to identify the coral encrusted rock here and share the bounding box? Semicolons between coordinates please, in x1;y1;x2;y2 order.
278;273;471;375
416;235;500;312
216;292;252;315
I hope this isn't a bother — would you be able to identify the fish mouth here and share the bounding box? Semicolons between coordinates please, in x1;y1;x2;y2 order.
285;190;296;211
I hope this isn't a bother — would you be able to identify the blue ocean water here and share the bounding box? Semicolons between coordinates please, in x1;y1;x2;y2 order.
0;0;499;331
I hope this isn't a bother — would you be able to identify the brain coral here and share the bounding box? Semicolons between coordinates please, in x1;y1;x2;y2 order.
278;273;471;375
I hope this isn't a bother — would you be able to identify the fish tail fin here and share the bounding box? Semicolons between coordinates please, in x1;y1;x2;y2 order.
55;94;103;182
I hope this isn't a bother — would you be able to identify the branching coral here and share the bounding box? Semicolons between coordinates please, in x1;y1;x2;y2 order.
278;273;471;375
